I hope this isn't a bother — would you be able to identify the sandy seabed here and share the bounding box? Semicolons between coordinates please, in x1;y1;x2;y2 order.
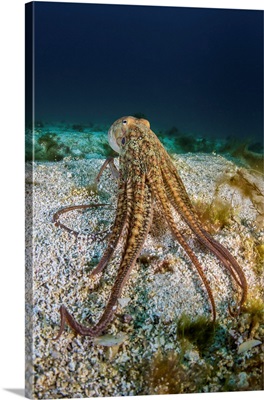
25;153;264;399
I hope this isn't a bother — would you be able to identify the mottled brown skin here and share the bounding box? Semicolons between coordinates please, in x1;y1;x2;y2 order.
55;116;247;339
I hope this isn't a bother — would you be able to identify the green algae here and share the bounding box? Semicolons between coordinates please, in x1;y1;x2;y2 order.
194;197;236;233
146;350;211;395
37;133;70;161
177;314;217;354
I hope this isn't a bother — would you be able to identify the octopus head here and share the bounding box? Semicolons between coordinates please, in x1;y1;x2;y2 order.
108;116;150;153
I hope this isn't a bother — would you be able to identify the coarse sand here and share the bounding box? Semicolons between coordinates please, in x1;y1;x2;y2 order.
25;153;264;398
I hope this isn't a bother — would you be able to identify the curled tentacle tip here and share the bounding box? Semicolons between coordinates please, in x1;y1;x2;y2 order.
52;332;62;341
52;305;67;341
53;326;65;341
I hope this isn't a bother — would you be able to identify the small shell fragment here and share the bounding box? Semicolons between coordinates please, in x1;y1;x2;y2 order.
118;297;131;308
237;339;262;354
94;332;128;347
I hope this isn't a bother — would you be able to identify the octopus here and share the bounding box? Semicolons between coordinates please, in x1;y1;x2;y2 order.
54;116;247;339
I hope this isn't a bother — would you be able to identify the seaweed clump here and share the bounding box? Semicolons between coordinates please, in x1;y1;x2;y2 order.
194;166;264;232
37;133;69;161
241;297;264;339
146;350;210;394
72;124;85;132
177;314;217;354
215;167;264;229
231;143;263;173
158;124;216;153
194;198;235;233
254;244;264;276
219;138;263;173
176;134;196;152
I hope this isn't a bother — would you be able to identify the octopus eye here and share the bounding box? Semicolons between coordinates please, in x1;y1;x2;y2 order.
121;137;126;145
122;120;127;125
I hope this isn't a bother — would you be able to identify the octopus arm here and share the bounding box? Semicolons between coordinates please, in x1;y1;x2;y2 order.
148;173;216;321
160;162;247;314
199;228;247;312
95;157;119;183
90;180;128;276
89;176;153;336
161;165;239;281
55;174;153;338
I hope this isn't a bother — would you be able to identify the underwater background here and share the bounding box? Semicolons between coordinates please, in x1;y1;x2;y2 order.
25;3;264;398
26;2;263;166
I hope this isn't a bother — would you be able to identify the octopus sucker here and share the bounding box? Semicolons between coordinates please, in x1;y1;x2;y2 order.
54;116;247;339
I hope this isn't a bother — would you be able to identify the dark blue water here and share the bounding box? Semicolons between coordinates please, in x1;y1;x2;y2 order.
27;1;263;146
